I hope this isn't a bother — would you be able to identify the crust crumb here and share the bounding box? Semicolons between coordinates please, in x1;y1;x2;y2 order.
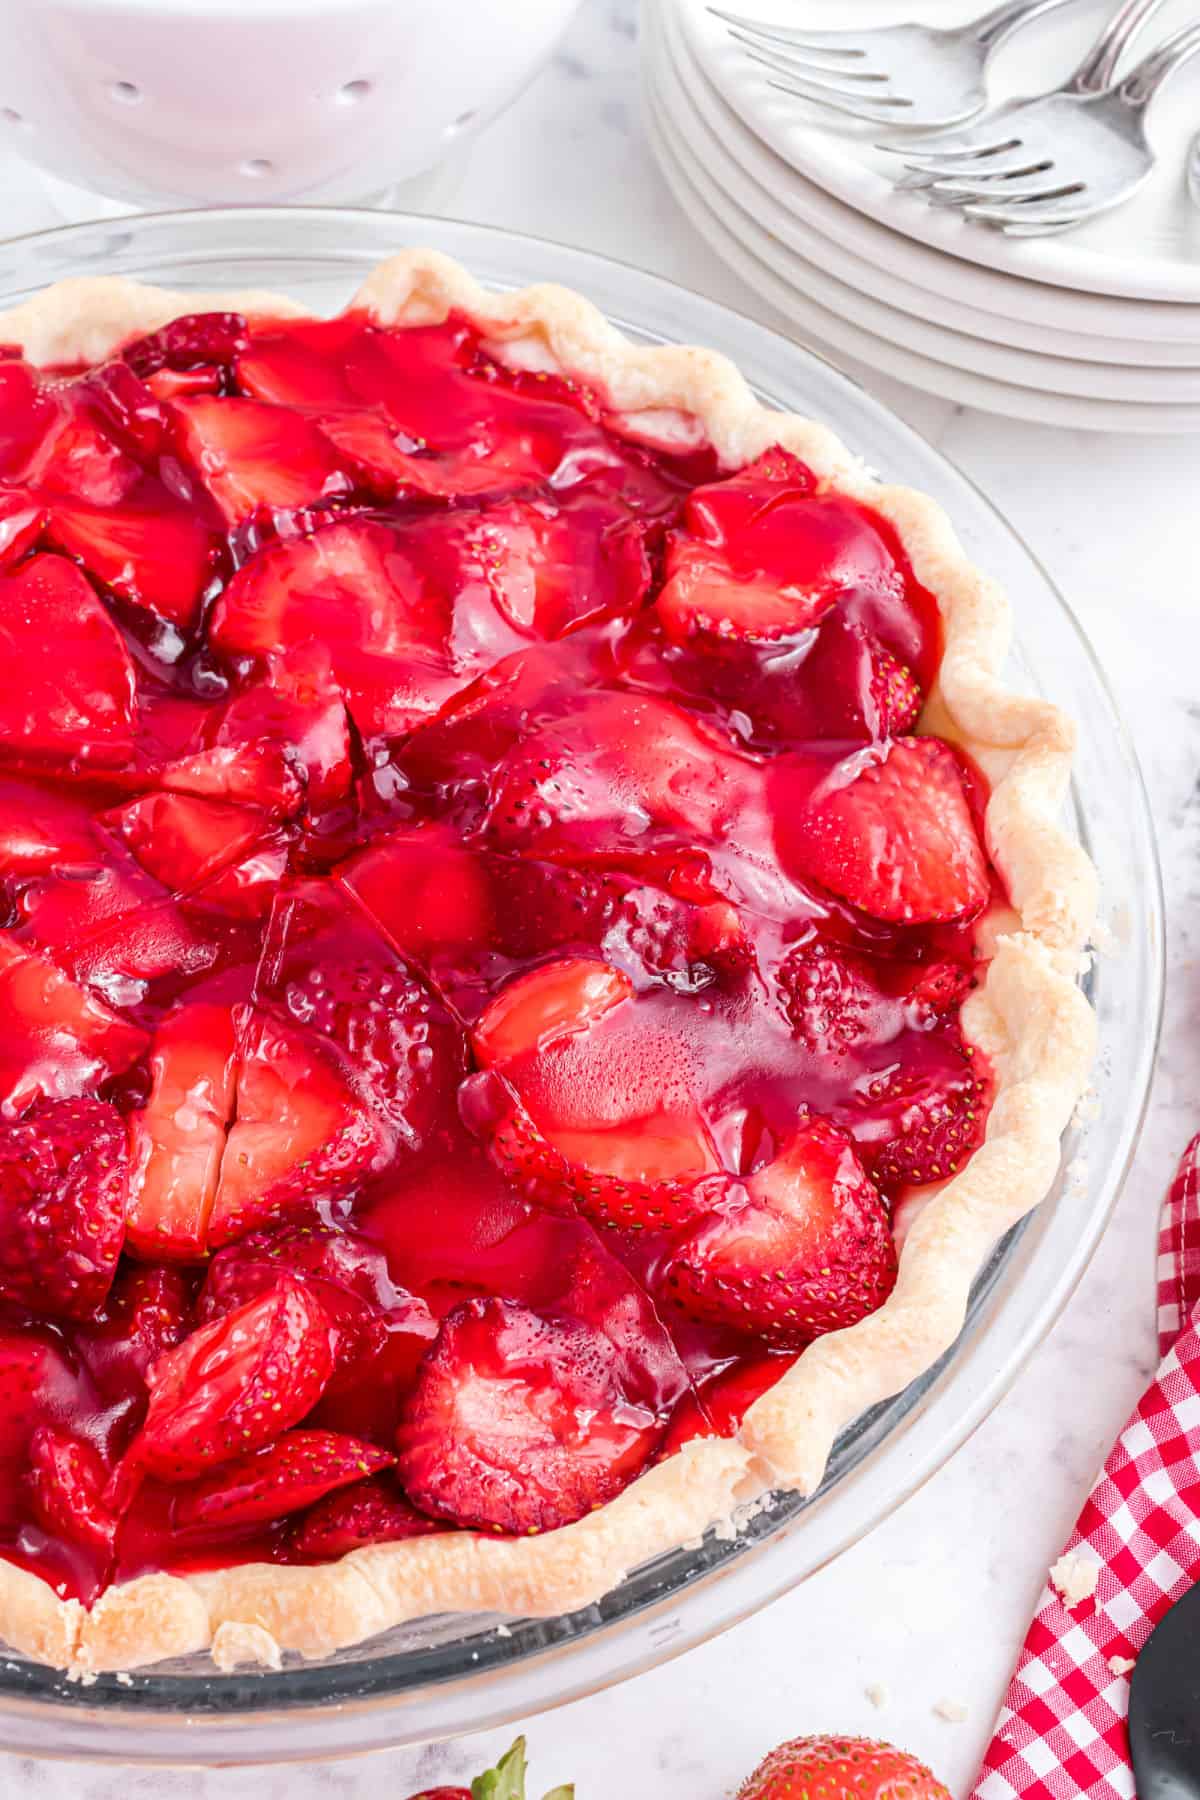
1050;1550;1101;1608
1108;1654;1136;1677
210;1621;283;1672
865;1682;889;1709
934;1697;968;1723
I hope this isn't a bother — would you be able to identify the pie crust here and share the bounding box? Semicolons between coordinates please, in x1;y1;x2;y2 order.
0;249;1097;1673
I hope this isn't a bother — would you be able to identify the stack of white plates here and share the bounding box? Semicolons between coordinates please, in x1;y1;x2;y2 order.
643;0;1200;430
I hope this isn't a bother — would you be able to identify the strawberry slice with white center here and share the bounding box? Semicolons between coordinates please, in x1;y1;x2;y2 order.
170;395;353;525
126;997;241;1261
469;956;719;1233
46;499;217;629
0;930;147;1115
395;1294;669;1534
665;1117;897;1346
122;1277;336;1482
170;1429;394;1531
209;1012;392;1248
774;737;990;925
0;1097;128;1321
0;554;136;767
658;448;904;646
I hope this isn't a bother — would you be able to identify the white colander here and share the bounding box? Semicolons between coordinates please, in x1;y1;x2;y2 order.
0;0;581;207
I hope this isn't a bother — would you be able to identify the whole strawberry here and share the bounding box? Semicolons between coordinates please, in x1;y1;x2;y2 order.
407;1737;572;1800
738;1736;951;1800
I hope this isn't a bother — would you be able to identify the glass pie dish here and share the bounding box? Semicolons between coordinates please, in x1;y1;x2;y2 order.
0;207;1163;1764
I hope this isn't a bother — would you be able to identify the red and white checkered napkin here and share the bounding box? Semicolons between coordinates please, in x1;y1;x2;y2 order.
971;1132;1200;1800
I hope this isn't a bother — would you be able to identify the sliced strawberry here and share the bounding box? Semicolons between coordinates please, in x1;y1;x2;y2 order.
840;1031;988;1189
467;957;718;1234
286;1473;444;1558
484;690;759;868
15;833;207;997
665;1118;897;1346
658;450;902;646
27;1426;118;1558
869;649;922;737
0;931;148;1115
123;312;248;379
0;771;100;875
159;740;304;816
209;643;352;812
240;314;612;500
73;362;168;462
0;1331;86;1530
394;1295;667;1534
208;1013;391;1247
46;499;217;629
473;958;634;1069
0;554;136;766
337;825;492;964
253;881;467;1143
0;488;46;569
75;1264;194;1409
0;361;56;478
107;792;270;897
905;959;975;1027
171;1429;393;1531
146;365;222;402
126;997;241;1260
170;395;352;524
0;1097;127;1321
778;940;891;1057
126;1277;336;1481
197;1225;414;1382
775;738;990;925
22;384;140;508
209;518;458;740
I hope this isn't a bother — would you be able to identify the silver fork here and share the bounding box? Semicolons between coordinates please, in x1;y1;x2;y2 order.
708;0;1086;131
880;1;1200;233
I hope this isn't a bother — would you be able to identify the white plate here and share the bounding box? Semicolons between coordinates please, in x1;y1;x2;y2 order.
654;1;1200;368
676;0;1200;313
648;10;1200;401
645;78;1200;430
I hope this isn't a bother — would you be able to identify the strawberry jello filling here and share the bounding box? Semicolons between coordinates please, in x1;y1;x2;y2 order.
0;310;999;1605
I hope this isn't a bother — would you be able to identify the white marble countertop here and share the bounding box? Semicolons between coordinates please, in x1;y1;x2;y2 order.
1;2;1194;1794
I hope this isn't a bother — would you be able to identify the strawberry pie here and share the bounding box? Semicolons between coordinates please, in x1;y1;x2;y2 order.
0;251;1096;1673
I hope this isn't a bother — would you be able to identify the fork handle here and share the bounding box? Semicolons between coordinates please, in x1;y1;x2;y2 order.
971;0;1083;52
1117;19;1200;106
1066;0;1170;93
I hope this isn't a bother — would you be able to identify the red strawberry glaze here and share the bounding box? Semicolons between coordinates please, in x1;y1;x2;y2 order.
0;309;1001;1601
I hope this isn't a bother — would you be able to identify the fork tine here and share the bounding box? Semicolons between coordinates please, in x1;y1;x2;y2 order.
708;10;866;56
729;33;890;84
764;75;915;123
917;161;1058;200
950;186;1089;222
885;141;1030;178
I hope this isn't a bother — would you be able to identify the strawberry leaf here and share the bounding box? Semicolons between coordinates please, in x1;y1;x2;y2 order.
470;1739;574;1800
